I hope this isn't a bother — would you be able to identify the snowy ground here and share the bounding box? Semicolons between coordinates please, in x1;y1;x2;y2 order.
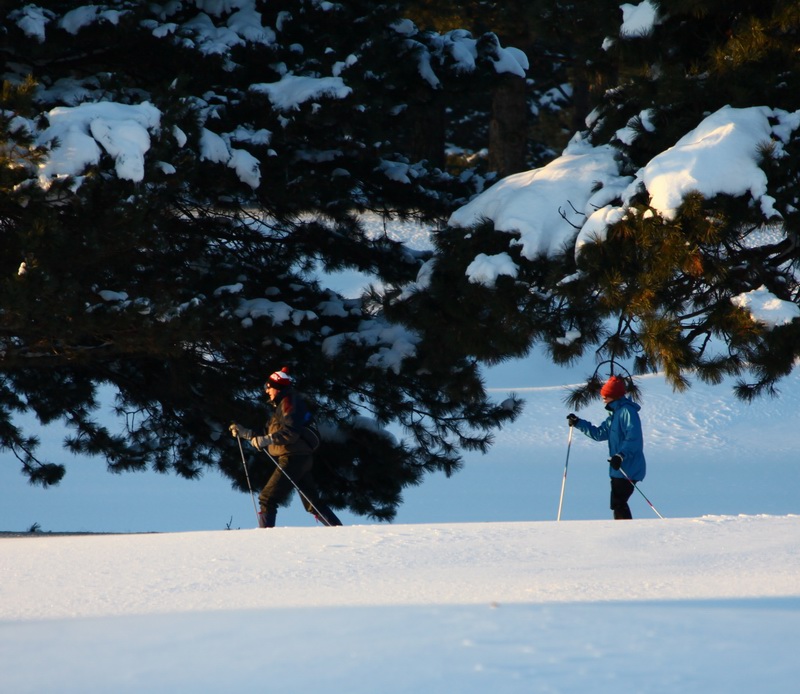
2;516;799;693
2;214;800;691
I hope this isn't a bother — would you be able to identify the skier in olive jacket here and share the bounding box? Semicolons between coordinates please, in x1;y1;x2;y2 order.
230;367;342;528
567;375;646;519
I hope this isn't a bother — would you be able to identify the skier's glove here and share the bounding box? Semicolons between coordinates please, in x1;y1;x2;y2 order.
229;422;254;440
250;435;273;450
608;454;624;470
566;413;579;427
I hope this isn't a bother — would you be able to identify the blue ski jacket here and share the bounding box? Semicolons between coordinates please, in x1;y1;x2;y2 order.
574;397;646;481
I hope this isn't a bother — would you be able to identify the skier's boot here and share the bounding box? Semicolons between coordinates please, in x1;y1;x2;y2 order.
314;503;343;527
258;507;277;528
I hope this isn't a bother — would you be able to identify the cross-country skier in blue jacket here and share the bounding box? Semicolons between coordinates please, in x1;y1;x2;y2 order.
567;375;646;519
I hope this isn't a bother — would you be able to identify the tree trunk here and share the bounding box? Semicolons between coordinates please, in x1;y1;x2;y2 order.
409;89;446;169
489;74;528;177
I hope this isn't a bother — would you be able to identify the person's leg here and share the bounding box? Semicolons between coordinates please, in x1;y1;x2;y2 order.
610;477;634;519
295;457;343;526
257;457;295;527
257;506;276;528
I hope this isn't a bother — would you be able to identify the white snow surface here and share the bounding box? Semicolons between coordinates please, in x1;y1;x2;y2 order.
731;284;800;327
2;516;799;692
447;141;624;260
620;0;660;37
250;74;352;111
37;101;161;185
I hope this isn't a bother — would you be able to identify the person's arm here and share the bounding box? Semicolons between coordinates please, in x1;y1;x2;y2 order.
575;415;610;442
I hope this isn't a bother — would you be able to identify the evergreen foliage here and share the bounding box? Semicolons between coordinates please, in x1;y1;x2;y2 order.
565;0;800;399
0;0;525;519
406;0;623;171
10;0;798;518
433;0;800;405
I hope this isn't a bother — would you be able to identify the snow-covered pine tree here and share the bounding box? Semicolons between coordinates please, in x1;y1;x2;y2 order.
0;0;525;520
562;0;800;400
433;0;800;405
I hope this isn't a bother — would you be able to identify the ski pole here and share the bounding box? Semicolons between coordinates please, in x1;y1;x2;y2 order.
236;435;261;524
261;449;334;526
557;424;574;521
619;466;664;519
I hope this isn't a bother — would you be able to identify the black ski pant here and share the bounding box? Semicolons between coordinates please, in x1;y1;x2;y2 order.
610;477;635;520
258;454;342;527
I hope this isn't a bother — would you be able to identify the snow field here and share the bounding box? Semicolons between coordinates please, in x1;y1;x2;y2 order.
2;516;799;693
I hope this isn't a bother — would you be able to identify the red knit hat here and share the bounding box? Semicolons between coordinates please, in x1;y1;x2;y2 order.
600;375;626;400
265;366;293;390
